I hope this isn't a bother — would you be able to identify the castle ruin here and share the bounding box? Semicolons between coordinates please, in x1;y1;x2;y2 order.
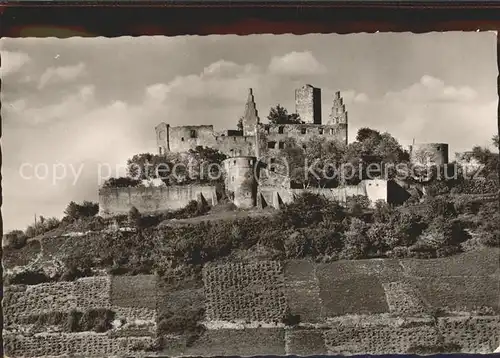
99;85;444;216
155;85;348;159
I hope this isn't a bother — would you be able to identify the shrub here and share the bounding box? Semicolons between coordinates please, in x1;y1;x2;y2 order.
366;222;391;256
25;217;61;238
421;196;457;221
5;269;51;285
346;195;371;216
387;246;412;259
102;176;141;188
59;263;93;282
279;192;332;228
284;231;310;258
388;206;426;247
343;218;369;254
64;201;99;221
282;308;301;326
67;309;116;332
309;222;344;257
425;180;451;197
157;308;205;336
128;206;141;227
372;200;393;223
3;230;27;249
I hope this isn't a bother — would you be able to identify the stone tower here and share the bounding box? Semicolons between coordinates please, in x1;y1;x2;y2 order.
328;91;348;125
223;156;258;209
155;122;169;156
295;84;322;124
242;88;260;137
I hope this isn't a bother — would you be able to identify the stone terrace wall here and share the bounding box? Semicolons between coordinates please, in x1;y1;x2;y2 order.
4;275;157;325
4;332;153;358
98;185;217;217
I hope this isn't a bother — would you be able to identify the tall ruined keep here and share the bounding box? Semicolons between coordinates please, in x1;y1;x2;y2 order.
295;84;322;124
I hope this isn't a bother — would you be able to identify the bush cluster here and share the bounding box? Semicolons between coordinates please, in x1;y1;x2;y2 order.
66;309;116;333
41;190;498;277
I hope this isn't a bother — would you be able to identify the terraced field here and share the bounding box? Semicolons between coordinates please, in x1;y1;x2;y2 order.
3;248;499;357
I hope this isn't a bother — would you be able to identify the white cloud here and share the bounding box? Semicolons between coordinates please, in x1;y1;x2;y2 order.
38;62;86;89
4;85;95;125
145;60;264;105
385;75;478;103
268;51;327;76
1;51;31;77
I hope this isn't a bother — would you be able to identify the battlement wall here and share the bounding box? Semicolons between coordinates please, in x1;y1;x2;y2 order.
258;179;387;209
256;122;348;157
98;185;217;217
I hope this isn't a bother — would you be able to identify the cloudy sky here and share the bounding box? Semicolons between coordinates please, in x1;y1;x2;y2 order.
1;32;498;231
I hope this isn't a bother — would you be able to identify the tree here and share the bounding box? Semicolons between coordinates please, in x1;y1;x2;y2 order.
237;117;244;131
185;146;227;184
267;104;303;125
127;153;171;181
102;177;141;188
128;206;141;228
341;218;369;259
470;145;498;179
356;128;381;143
3;230;27;249
64;201;99;221
281;137;346;188
343;128;408;182
492;134;499;149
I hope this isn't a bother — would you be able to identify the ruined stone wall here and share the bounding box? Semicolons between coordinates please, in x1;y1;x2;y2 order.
215;135;256;157
256;122;347;159
166;125;218;153
409;143;449;165
295;85;321;124
258;180;387;209
155;122;169;155
98;185;217;217
327;91;348;125
156;122;257;158
223;156;258;209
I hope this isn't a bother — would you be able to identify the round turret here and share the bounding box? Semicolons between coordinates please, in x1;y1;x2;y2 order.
223;156;258;209
409;143;449;166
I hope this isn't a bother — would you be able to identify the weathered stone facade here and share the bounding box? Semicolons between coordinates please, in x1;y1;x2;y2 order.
295;84;322;124
98;185;218;217
409;143;449;166
223;156;258;209
327;91;348;125
156;85;348;159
